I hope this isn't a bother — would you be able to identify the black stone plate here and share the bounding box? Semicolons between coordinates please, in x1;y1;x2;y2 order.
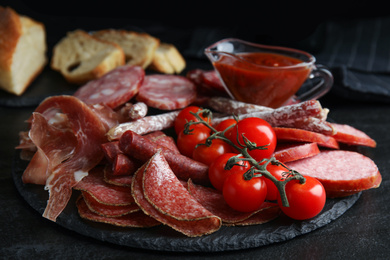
12;150;361;252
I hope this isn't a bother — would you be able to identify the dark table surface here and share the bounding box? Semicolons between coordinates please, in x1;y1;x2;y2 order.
1;1;390;259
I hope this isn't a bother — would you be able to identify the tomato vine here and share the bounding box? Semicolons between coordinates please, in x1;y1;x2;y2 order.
183;108;306;208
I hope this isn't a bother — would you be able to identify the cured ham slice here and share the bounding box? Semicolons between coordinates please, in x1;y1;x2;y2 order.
131;150;221;237
73;65;144;109
22;113;77;185
32;95;107;222
136;74;197;110
286;150;382;198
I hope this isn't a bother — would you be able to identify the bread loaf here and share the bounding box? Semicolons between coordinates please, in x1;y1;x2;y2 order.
92;29;160;69
149;43;186;74
51;30;125;84
0;6;47;95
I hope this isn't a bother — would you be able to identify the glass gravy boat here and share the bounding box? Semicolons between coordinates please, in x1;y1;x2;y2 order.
205;38;333;108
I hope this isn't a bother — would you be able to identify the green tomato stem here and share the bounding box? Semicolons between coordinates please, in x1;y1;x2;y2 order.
187;109;306;207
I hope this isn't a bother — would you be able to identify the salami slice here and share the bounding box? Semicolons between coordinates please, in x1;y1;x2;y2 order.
187;179;279;224
286;150;382;198
74;167;135;206
331;123;377;148
273;142;320;163
273;127;339;149
136;74;197;110
76;196;160;228
119;130;210;185
131;150;221;237
73;65;144;109
103;166;133;187
81;191;139;217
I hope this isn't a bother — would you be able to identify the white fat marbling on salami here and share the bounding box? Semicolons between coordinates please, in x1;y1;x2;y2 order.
136;75;197;110
74;65;144;109
143;150;213;220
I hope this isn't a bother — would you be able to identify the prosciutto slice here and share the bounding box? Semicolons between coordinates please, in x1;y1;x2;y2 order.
32;95;107;222
22;113;77;185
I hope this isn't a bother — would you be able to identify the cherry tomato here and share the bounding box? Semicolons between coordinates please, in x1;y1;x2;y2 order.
277;176;326;220
208;153;251;191
214;118;237;140
176;124;210;157
223;172;267;212
192;139;233;166
262;163;286;201
229;117;276;161
174;106;209;134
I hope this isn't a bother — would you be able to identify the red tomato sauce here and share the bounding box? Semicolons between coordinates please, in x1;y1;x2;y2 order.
213;52;311;108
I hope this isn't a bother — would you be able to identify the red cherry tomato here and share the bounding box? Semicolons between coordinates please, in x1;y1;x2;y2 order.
176;124;210;157
262;163;286;201
229;117;276;161
192;139;233;166
208;153;251;191
214;118;237;139
174;106;209;134
277;176;326;220
223;172;268;212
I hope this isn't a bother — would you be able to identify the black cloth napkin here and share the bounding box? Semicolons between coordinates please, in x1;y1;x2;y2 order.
311;16;390;103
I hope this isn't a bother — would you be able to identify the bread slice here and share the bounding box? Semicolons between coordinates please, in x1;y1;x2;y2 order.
51;29;125;84
0;6;47;95
92;29;160;69
149;43;186;74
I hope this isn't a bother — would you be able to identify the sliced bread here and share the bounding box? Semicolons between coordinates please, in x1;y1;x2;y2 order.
51;29;125;84
0;6;47;95
149;42;186;74
92;29;160;69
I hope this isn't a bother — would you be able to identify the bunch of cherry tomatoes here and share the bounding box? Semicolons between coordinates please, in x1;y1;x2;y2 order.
174;106;326;221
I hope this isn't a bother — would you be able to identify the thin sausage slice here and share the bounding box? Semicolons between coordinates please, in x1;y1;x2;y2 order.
136;74;197;110
131;150;221;237
273;142;320;163
331;123;376;148
74;65;144;109
286;150;382;198
273;127;339;149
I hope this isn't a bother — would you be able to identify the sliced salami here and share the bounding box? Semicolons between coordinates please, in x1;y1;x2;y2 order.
81;191;139;217
187;179;279;224
76;196;160;228
74;167;135;206
119;130;210;185
131;150;221;237
286;150;382;198
136;74;197;110
103;166;133;187
73;65;144;109
331;123;377;148
273;142;320;163
273;127;339;149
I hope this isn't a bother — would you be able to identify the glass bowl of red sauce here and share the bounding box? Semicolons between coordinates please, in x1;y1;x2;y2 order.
205;38;333;108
